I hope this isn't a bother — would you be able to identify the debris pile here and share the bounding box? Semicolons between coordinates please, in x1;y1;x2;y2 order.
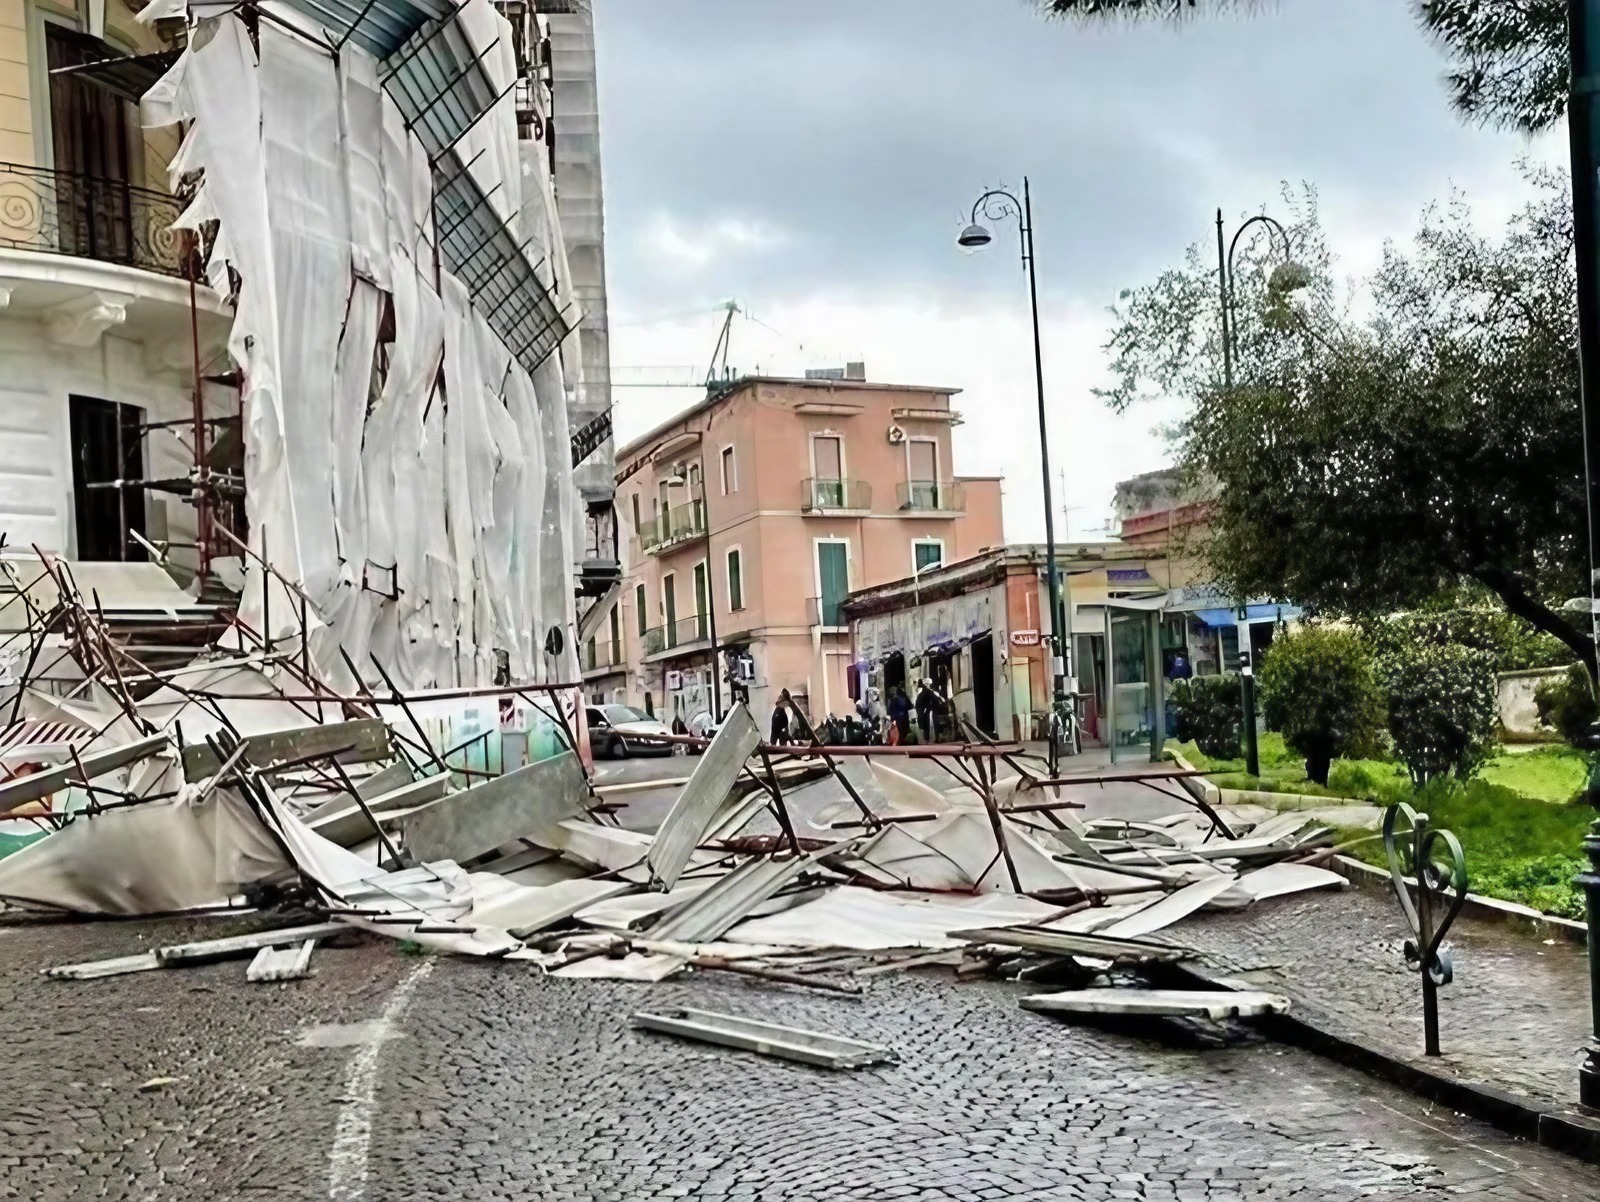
3;559;1344;1018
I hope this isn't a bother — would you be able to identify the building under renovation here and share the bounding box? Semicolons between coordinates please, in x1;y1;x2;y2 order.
0;0;614;698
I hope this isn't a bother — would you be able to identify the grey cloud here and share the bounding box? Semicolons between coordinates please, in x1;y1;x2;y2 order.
592;0;1538;318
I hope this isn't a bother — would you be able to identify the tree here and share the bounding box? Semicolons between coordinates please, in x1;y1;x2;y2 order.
1042;1;1568;134
1100;170;1594;675
1258;626;1385;785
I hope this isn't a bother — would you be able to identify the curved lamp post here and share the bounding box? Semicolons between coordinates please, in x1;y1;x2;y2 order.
960;180;1071;769
1214;210;1308;779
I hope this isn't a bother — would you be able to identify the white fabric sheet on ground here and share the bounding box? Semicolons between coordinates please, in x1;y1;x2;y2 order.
725;886;1059;951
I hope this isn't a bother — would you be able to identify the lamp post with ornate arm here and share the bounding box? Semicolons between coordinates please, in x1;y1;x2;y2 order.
1214;209;1309;780
959;179;1071;770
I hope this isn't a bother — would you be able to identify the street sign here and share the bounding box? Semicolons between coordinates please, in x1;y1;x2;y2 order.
1010;629;1040;647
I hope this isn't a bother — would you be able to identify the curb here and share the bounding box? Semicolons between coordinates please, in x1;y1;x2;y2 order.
1168;749;1376;813
1162;962;1600;1166
1328;854;1589;946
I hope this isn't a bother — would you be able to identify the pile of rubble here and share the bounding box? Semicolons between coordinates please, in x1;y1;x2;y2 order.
2;573;1341;1023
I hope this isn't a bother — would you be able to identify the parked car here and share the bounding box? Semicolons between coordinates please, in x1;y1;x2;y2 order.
585;704;676;759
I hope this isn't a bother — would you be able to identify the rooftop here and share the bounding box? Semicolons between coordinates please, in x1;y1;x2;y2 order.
616;375;963;461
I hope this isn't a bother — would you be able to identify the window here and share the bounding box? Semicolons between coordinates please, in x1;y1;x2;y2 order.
634;583;647;637
814;539;849;628
810;434;844;507
662;572;678;646
913;540;944;573
70;396;146;561
630;492;641;538
720;445;736;495
584;637;597;671
726;547;744;611
608;605;621;661
47;26;136;261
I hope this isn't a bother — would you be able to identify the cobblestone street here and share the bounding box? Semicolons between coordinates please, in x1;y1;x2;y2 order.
4;913;1598;1201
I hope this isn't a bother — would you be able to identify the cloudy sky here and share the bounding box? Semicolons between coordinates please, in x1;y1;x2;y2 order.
591;0;1560;541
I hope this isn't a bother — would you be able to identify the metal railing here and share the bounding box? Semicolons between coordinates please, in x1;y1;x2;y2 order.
642;613;712;654
808;595;847;629
0;162;186;278
897;478;966;512
638;499;707;552
801;477;872;512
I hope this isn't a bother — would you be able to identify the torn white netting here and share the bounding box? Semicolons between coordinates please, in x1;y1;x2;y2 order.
141;7;578;691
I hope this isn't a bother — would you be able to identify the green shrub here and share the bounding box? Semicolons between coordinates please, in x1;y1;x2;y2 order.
1168;673;1242;759
1384;643;1498;784
1362;607;1575;673
1533;663;1600;746
1257;627;1385;786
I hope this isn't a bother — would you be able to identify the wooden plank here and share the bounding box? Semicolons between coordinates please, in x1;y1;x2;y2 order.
0;734;168;817
398;752;587;865
154;921;348;966
246;940;315;982
181;720;392;781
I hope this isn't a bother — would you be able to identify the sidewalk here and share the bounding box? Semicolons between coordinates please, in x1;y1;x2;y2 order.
1170;877;1600;1157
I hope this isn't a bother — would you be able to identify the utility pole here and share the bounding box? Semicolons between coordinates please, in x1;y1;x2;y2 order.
1565;0;1600;1109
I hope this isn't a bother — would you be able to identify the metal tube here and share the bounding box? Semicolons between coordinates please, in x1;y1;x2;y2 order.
1022;178;1068;775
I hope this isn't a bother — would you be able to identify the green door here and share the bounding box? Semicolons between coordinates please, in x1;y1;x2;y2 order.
663;576;678;647
817;541;848;627
693;562;710;641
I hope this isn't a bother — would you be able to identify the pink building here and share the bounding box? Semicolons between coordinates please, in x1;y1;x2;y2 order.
580;373;1004;728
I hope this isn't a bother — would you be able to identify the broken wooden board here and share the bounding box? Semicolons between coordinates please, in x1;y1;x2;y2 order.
153;922;348;966
1021;988;1291;1020
631;1007;897;1070
0;734;168;817
43;951;162;981
246;939;315;982
647;704;761;890
398;752;587;865
949;926;1193;963
181;720;392;781
306;773;454;847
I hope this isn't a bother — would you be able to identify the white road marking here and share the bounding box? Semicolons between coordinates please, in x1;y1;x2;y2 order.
326;959;434;1200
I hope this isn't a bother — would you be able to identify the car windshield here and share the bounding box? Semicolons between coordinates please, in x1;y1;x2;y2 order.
603;705;652;725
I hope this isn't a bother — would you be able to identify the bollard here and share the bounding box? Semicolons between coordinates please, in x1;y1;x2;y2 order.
1382;801;1466;1057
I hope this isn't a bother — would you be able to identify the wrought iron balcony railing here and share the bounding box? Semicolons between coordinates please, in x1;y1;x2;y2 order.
642;614;713;655
0;162;186;278
896;478;966;513
808;595;848;629
801;477;871;512
638;500;707;553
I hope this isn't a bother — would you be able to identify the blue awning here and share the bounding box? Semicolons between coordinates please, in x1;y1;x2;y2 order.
1192;604;1292;628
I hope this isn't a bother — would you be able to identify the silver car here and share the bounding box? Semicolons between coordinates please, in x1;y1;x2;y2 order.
586;704;676;759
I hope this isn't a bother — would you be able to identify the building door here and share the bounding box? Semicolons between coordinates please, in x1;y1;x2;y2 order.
969;633;996;737
815;540;848;627
907;438;939;508
687;463;704;530
662;573;677;647
47;25;135;262
692;561;709;641
70;396;146;561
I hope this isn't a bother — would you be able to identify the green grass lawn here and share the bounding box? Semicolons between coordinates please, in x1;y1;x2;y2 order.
1168;736;1596;919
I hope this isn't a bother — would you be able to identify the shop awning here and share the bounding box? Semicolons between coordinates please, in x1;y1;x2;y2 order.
1192;604;1291;628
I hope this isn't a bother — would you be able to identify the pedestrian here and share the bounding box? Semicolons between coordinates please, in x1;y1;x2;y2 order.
887;686;912;743
915;678;943;744
770;689;792;745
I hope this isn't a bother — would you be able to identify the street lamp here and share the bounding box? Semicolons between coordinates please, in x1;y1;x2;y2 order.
1215;209;1308;779
960;178;1071;771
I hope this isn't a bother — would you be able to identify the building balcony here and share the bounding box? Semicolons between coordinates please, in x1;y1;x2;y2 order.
638;499;707;554
0;163;188;280
582;639;626;678
807;595;848;632
896;479;966;516
801;477;871;515
642;614;713;660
